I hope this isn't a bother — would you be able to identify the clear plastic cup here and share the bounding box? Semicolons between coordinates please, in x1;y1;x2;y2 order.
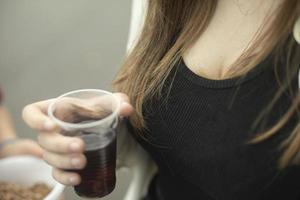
48;89;121;198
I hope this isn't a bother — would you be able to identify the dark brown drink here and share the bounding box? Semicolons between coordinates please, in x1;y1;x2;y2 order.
73;131;117;198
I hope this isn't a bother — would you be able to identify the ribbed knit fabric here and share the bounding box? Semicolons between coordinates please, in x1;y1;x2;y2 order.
129;53;300;200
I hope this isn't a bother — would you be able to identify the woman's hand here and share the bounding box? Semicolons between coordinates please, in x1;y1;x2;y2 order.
22;93;133;186
0;138;43;158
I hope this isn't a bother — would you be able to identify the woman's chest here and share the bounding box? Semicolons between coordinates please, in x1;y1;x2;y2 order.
138;68;298;198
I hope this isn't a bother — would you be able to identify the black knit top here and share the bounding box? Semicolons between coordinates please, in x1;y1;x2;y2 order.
130;52;300;200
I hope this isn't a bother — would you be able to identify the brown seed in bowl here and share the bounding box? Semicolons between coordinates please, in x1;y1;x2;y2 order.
0;182;51;200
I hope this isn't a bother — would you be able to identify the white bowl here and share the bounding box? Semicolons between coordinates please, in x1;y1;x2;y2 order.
0;155;65;200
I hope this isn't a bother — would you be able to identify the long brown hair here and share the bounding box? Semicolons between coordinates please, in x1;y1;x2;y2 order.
113;0;300;168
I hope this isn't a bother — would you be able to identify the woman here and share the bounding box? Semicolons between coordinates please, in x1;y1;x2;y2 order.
23;0;300;199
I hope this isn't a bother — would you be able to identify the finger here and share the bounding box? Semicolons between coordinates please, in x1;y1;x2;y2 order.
113;93;134;117
15;139;44;158
38;133;85;154
119;102;134;117
113;93;130;103
43;150;86;170
52;168;81;186
22;100;57;132
54;96;120;122
63;93;133;120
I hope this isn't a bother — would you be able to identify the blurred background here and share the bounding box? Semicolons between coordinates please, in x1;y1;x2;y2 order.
0;0;132;199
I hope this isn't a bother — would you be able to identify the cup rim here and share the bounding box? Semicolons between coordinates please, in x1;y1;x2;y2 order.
48;89;121;130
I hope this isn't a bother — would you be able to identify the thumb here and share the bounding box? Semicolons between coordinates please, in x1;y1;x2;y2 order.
113;93;134;117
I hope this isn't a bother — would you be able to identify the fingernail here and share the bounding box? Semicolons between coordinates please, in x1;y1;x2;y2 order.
44;121;55;130
69;176;79;185
70;143;81;152
71;158;81;167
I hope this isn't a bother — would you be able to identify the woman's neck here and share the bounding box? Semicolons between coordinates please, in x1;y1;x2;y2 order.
182;0;281;80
